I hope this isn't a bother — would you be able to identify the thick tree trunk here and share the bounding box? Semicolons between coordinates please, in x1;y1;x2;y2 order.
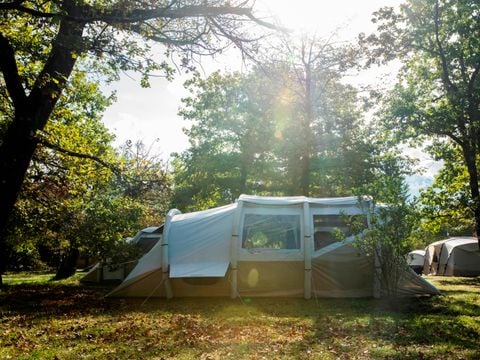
55;247;80;280
300;153;311;196
300;58;313;197
0;114;40;286
0;16;85;287
462;146;480;249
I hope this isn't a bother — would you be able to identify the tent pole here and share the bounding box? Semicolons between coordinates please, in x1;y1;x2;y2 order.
163;209;181;299
230;200;243;299
303;202;312;299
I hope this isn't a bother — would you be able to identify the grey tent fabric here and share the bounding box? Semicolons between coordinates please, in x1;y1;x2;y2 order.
437;237;480;276
407;250;425;274
423;237;480;276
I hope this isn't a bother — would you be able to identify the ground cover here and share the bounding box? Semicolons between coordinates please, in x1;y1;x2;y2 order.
0;273;479;359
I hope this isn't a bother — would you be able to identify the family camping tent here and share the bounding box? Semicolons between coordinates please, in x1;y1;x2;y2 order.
107;195;439;298
81;226;163;283
406;250;425;275
423;237;480;276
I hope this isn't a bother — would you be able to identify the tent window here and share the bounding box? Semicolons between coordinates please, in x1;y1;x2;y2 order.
313;215;367;251
242;214;301;249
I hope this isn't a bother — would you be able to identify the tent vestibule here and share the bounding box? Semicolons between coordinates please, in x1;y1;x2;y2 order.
81;226;163;283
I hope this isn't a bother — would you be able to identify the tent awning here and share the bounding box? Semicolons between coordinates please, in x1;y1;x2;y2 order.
170;261;229;278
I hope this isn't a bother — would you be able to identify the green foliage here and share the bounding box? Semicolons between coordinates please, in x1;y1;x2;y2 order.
271;37;369;196
361;198;417;297
364;0;480;243
173;47;379;209
351;155;418;296
173;70;280;210
3;73;170;275
419;144;477;237
0;0;273;286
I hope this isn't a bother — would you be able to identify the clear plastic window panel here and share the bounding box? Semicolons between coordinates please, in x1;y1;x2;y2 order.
242;214;301;249
313;215;367;251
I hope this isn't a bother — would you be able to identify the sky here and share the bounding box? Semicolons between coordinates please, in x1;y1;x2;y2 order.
101;0;441;188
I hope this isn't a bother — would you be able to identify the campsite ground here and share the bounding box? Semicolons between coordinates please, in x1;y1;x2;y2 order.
0;274;479;359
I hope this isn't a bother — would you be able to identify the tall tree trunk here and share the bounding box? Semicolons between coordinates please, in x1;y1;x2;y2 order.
0;16;85;287
239;158;248;197
55;246;80;280
300;63;313;197
0;113;40;286
300;153;311;196
462;144;480;249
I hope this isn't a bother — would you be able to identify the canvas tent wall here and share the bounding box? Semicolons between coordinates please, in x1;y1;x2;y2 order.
107;195;439;298
81;226;163;283
423;237;480;276
436;237;480;276
423;239;449;275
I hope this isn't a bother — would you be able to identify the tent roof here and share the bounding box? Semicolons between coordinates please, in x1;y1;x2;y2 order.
443;237;478;252
141;226;163;234
409;250;426;257
171;203;236;222
238;194;368;206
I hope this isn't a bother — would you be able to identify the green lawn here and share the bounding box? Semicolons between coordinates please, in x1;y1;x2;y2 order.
0;273;479;359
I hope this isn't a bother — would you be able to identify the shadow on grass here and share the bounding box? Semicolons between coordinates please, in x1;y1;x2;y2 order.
433;276;480;287
1;277;479;359
0;283;116;319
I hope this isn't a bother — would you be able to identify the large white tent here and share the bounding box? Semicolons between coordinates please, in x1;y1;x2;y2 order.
107;195;439;298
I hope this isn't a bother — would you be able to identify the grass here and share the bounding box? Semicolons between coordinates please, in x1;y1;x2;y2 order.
0;273;479;359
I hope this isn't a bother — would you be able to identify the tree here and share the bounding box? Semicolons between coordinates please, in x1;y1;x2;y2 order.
0;0;274;286
419;143;476;237
3;71;170;279
254;35;376;197
347;148;419;297
2;68;118;276
173;70;279;210
355;185;418;297
362;0;480;247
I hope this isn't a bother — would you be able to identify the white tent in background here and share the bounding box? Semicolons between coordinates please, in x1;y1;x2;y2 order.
81;226;163;283
406;250;425;274
423;237;480;276
107;195;439;298
436;237;480;276
423;239;450;275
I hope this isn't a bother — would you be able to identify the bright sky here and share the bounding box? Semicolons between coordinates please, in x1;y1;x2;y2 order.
102;0;404;160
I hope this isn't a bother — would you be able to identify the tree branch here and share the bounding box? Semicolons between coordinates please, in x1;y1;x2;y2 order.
36;136;124;180
84;4;272;27
468;62;480;95
0;1;59;18
433;1;458;95
27;12;86;130
0;33;27;109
